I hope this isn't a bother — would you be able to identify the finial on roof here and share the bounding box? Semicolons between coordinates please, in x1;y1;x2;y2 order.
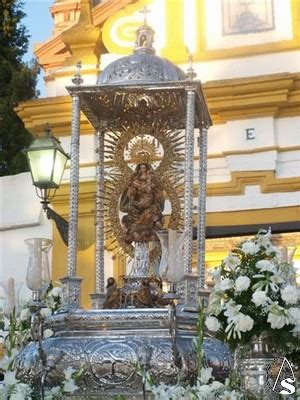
72;61;84;85
140;5;151;26
44;123;52;137
187;52;197;80
134;6;155;55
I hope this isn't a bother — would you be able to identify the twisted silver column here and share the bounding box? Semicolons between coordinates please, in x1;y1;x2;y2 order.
197;125;208;288
183;89;195;276
61;63;83;309
95;127;105;294
67;93;81;277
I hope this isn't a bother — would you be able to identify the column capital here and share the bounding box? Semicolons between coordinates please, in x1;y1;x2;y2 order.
184;82;198;92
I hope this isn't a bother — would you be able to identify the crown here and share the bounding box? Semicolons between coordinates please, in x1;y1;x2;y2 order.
129;136;158;164
132;150;151;164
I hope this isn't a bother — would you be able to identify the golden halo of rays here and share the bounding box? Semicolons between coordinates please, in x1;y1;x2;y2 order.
127;136;159;167
101;119;185;259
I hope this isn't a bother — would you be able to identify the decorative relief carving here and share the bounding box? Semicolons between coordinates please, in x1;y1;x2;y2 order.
89;341;138;386
60;276;82;309
15;310;232;395
98;53;186;86
106;57;166;83
102;119;185;260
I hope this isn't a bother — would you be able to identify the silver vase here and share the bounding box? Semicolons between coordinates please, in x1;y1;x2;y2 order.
237;335;275;399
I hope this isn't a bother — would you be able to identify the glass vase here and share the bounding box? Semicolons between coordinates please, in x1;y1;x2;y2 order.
24;238;52;296
156;230;168;279
156;229;185;284
128;242;149;277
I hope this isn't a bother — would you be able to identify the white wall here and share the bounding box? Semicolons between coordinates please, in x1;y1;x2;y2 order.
0;173;52;309
60;134;97;183
45;66;99;97
194;116;300;182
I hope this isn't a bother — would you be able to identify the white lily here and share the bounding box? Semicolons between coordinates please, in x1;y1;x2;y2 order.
224;253;240;271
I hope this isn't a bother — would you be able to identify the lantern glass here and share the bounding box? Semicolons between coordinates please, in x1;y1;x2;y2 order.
27;148;56;187
52;148;68;186
24;135;69;189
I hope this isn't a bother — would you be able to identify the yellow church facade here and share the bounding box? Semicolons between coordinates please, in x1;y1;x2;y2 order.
15;0;300;308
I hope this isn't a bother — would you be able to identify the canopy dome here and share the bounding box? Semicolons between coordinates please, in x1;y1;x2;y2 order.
97;24;186;85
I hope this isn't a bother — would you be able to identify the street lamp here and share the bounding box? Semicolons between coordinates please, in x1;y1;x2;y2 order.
24;125;69;245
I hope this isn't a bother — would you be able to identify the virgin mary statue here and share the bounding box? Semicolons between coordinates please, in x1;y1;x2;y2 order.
120;163;164;244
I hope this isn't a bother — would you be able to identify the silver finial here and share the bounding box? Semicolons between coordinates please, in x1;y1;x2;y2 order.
44;123;51;137
139;5;151;26
187;53;197;80
72;61;84;86
134;6;155;55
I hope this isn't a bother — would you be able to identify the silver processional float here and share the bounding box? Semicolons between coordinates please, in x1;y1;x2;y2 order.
15;19;231;398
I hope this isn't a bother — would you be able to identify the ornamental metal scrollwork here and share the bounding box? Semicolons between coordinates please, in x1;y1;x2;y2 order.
14;310;232;395
101;118;185;259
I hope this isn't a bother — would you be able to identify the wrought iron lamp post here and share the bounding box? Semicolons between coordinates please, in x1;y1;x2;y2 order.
23;126;69;245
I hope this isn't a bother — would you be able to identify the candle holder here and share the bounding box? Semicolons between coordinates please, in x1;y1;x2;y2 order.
24;238;52;307
24;237;53;399
156;229;186;285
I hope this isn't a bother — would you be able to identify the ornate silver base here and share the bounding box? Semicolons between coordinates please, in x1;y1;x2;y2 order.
90;293;106;309
237;336;277;399
60;276;83;309
15;308;232;397
240;357;274;399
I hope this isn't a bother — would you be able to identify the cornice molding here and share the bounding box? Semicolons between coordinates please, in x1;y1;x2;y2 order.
203;72;300;124
16;72;300;134
51;171;300;220
202;171;300;196
67;145;300;169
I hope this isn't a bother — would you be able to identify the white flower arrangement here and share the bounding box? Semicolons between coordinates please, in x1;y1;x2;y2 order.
0;283;85;399
206;229;300;355
151;368;244;399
